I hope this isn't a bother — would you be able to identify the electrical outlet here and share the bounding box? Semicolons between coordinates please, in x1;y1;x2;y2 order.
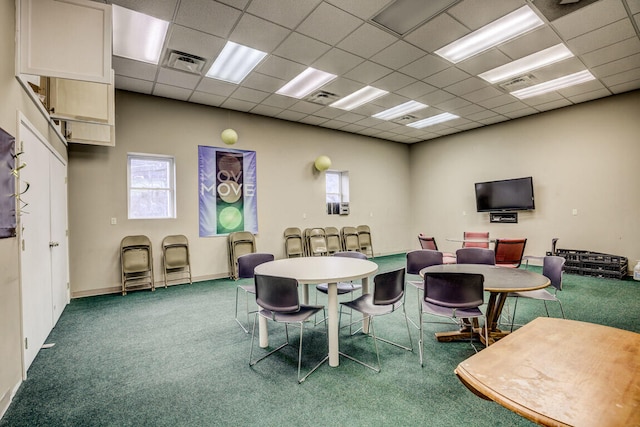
110;217;117;225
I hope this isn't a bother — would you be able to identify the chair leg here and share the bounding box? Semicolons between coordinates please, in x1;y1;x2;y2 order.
510;297;520;332
339;315;381;373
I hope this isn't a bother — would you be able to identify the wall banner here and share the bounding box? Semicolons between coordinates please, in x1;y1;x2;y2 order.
198;145;257;236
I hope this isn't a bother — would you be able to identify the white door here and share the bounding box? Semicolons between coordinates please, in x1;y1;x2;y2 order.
19;115;68;375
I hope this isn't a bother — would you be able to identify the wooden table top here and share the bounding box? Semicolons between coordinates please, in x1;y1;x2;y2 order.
455;317;640;427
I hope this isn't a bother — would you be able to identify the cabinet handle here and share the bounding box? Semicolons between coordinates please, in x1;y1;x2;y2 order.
49;241;59;248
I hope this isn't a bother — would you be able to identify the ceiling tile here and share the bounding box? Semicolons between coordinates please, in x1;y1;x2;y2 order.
591;52;640;78
447;0;525;30
565;88;611;103
399;54;450;80
298;115;329;125
250;104;285;117
260;94;298;109
417;89;457;105
581;37;640;68
343;61;393;84
153;83;193;101
372;72;417;92
370;41;426;69
288;100;325;114
455;49;512;76
336;23;396;58
189;91;226;107
404;13;468;52
445;77;489;96
424;67;471;87
221;98;257;112
247;0;323;29
395;81;438;98
462;86;504;103
229;14;290;53
229;87;270;103
312;48;365;75
156;68;201;89
165;25;225;61
195;78;237;96
114;75;154;93
110;0;178;21
175;0;241;38
324;0;393;20
273;32;332;64
256;56;307;81
552;0;628;40
276;109;308;121
240;73;287;93
567;18;636;55
297;3;363;45
112;56;158;81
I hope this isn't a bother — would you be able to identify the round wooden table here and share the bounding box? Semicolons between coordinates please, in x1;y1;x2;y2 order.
421;264;550;344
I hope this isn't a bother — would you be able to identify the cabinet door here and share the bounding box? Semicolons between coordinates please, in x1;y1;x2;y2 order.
17;0;112;84
49;78;112;124
65;121;115;147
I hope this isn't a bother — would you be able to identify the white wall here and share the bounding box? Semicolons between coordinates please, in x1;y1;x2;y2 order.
408;90;640;265
0;0;67;416
68;90;411;296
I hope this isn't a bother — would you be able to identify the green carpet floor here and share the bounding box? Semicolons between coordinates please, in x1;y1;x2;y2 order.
2;254;639;427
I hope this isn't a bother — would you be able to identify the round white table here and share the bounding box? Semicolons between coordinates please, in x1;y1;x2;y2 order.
254;256;378;367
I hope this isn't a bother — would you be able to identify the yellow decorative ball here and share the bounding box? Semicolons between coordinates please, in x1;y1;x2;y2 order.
314;155;332;171
221;128;238;145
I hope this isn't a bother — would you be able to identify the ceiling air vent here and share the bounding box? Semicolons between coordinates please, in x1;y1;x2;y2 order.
392;114;417;125
499;74;537;92
166;50;207;74
305;90;340;106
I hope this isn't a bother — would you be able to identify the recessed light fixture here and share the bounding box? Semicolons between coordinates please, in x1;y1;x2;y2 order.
330;86;389;111
276;68;337;99
372;100;428;120
510;70;596;99
435;5;544;64
407;112;459;128
206;41;267;84
112;5;169;65
479;44;574;84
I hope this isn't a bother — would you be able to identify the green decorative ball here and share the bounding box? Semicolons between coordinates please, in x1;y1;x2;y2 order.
221;128;238;145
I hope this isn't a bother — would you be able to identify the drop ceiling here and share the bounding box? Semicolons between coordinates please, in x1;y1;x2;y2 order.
95;0;640;144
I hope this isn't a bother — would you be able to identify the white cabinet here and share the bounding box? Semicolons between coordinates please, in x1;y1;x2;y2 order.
16;0;115;146
16;0;112;84
50;71;116;146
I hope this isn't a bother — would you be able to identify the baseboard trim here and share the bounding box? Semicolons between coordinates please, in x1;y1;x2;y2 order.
0;381;21;422
70;273;232;299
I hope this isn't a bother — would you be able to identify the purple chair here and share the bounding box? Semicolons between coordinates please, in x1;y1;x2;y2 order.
339;268;413;372
234;252;275;333
456;247;496;265
420;272;488;366
249;274;326;383
406;250;444;329
507;256;566;331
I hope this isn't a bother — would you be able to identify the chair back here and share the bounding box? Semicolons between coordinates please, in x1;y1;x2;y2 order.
356;225;372;246
424;272;484;308
341;226;360;251
462;231;490;248
121;235;152;273
406;250;443;275
162;235;189;269
308;227;328;255
254;274;300;313
284;227;304;257
456;247;495;265
325;226;342;254
372;268;405;306
333;250;367;260
494;238;527;268
417;234;438;250
543;256;565;292
238;253;275;279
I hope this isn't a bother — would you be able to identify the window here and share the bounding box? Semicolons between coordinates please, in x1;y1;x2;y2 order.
326;170;349;215
128;153;176;219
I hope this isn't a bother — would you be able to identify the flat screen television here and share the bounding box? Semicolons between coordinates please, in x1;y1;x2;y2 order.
474;177;535;212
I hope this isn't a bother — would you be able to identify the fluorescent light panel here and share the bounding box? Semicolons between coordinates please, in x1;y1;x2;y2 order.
330;86;388;110
407;113;459;128
372;101;428;120
112;5;169;65
206;41;267;84
372;0;461;35
510;70;596;99
435;5;544;64
479;44;574;84
276;68;337;99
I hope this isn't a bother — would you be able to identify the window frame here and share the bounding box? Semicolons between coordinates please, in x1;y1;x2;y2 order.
127;152;176;219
